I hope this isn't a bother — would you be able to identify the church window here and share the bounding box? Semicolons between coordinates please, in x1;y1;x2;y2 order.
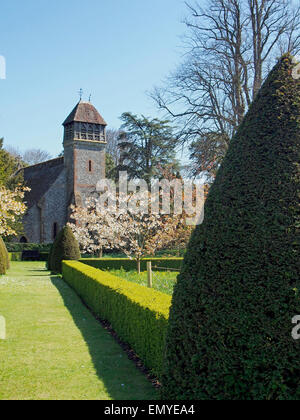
20;236;28;243
88;160;93;172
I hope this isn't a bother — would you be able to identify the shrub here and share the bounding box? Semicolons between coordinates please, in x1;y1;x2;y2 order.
0;237;9;270
39;252;49;262
62;261;171;378
47;244;54;270
51;226;80;273
0;237;7;275
5;243;51;253
8;252;22;262
161;55;300;400
81;258;183;272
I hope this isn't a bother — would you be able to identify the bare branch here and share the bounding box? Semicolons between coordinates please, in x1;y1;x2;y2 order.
151;0;300;178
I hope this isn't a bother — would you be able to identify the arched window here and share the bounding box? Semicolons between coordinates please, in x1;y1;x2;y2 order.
88;160;92;172
20;236;28;243
53;223;58;240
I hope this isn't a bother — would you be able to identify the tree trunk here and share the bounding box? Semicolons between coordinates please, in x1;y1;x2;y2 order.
137;259;141;274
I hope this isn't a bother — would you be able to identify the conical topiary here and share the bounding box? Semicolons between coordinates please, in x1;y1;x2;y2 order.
162;54;300;400
0;237;10;270
47;243;54;271
0;237;6;275
51;225;81;273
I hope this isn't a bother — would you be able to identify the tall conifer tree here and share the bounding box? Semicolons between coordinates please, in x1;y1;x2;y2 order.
162;55;300;400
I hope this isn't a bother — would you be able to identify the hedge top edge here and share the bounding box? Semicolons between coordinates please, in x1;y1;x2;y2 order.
62;260;172;317
80;257;184;261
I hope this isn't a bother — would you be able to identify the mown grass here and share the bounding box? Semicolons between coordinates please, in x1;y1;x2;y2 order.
109;268;178;296
0;262;157;400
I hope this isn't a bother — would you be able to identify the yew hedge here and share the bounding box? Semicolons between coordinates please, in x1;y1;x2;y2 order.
62;261;171;378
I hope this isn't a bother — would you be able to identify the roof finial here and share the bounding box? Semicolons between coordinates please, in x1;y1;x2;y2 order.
78;88;83;101
89;93;92;102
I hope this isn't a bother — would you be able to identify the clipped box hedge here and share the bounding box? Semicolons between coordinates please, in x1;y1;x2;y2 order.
8;252;49;262
62;261;171;378
39;252;49;262
81;257;183;272
8;252;22;261
5;243;52;253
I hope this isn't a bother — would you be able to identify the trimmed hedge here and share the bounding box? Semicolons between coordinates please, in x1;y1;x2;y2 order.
8;252;22;262
81;258;183;272
47;244;53;270
50;226;80;273
0;237;7;275
39;252;49;262
5;243;52;252
8;252;48;262
161;54;300;400
0;237;9;270
62;261;171;377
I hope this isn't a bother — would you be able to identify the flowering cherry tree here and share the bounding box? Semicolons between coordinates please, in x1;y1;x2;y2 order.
0;186;30;236
69;191;192;273
68;199;117;258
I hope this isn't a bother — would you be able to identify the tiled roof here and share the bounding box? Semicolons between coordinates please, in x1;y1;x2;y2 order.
63;101;107;126
19;157;65;209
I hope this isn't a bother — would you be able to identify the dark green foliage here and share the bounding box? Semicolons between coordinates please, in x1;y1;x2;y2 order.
82;258;183;272
0;237;10;270
118;113;179;183
5;243;51;264
51;226;80;273
162;55;300;400
0;138;24;188
39;252;49;262
0;237;7;275
105;152;117;180
46;245;53;270
5;243;51;253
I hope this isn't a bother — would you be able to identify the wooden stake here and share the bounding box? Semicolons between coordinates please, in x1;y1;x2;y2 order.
147;262;153;288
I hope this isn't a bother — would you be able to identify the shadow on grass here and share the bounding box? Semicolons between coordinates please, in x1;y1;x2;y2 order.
50;276;157;401
23;272;51;277
29;269;50;273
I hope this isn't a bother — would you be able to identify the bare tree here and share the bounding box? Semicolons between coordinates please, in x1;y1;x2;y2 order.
248;0;300;96
5;145;22;160
5;145;52;166
152;0;300;179
106;128;122;165
4;145;25;170
22;149;52;166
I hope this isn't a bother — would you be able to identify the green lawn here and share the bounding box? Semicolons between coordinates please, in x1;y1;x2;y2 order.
109;269;178;296
0;262;157;400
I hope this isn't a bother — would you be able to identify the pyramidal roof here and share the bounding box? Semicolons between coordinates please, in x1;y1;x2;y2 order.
63;101;107;126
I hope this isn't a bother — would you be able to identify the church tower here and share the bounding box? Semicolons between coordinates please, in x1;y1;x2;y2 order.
63;100;107;206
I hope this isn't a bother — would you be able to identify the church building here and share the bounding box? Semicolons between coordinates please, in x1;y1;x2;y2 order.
19;101;107;243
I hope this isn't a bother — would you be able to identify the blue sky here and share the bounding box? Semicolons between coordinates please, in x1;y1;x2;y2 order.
0;0;189;157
